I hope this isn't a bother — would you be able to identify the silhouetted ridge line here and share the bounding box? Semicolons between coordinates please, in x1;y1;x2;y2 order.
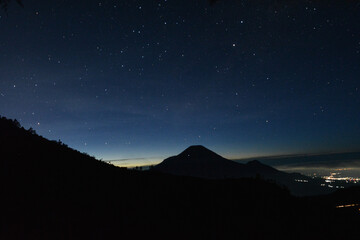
1;115;360;239
0;115;118;178
246;160;280;174
153;145;337;196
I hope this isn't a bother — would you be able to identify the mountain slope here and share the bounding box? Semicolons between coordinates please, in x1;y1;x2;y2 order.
1;116;359;239
0;117;297;239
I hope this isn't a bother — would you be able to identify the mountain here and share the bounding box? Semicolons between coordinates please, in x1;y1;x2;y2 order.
1;116;359;239
155;145;290;179
153;145;333;196
154;145;251;178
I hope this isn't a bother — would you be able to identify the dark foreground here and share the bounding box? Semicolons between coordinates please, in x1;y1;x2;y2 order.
1;116;359;240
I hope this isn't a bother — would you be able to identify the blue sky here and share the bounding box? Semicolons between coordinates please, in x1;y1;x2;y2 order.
1;0;359;166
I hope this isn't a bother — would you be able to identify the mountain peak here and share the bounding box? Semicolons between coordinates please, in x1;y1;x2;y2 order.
182;145;211;154
154;145;244;178
185;145;207;150
179;145;224;160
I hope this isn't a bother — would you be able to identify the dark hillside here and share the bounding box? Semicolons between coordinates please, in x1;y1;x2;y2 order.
0;116;359;239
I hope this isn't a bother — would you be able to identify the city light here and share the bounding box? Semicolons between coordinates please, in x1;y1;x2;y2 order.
336;204;359;208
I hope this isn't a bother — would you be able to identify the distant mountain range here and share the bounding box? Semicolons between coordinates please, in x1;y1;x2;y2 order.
153;145;333;196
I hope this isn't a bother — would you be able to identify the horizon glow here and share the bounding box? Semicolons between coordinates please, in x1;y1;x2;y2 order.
1;0;359;166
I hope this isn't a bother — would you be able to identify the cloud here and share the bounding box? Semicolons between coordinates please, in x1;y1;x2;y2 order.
236;152;360;168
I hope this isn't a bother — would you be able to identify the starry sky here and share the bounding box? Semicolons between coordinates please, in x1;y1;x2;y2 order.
1;0;360;166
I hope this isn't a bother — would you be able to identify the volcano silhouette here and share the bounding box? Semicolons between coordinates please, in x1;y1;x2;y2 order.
154;145;279;179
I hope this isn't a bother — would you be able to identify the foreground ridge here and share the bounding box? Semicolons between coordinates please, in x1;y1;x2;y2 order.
1;116;359;239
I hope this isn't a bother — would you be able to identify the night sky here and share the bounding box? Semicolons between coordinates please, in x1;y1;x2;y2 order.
1;0;360;166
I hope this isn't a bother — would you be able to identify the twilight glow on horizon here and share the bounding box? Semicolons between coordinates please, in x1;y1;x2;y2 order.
1;0;359;166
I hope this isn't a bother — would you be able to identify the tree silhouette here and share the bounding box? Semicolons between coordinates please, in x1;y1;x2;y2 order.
28;127;36;135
